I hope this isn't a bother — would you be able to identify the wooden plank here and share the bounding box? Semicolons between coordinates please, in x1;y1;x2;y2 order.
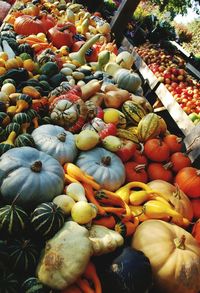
110;0;141;45
186;63;200;81
155;83;195;136
170;41;190;58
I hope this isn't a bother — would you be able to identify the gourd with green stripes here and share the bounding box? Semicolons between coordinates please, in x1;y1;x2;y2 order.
14;133;35;147
8;239;39;273
0;271;19;293
137;113;164;142
21;277;49;293
0;204;29;236
122;100;147;126
30;202;65;239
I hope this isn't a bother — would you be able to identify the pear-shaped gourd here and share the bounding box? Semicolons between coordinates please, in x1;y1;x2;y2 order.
75;129;99;150
116;51;134;69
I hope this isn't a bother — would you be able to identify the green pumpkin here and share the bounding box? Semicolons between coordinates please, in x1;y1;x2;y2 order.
114;69;142;93
31;202;65;239
32;124;78;165
0;147;65;209
76;147;125;191
40;62;59;77
21;277;49;293
0;270;19;293
8;239;39;273
122;100;147;126
14;133;35;147
0;204;29;236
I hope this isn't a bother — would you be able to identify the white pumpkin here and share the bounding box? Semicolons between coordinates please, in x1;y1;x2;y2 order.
32;124;78;165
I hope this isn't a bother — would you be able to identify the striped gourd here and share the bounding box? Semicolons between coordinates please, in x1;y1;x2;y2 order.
137;113;163;142
15;133;35;147
0;271;19;293
116;128;139;145
0;143;14;156
0;204;29;235
12;113;31;133
5;123;21;136
0;112;10;127
30;202;65;239
0;126;6;142
8;239;39;273
21;277;48;293
122;101;147;126
0;240;9;264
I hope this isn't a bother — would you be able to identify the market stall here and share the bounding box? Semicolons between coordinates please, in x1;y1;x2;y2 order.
0;0;200;292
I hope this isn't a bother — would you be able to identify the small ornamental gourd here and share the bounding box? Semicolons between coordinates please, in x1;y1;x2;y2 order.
50;86;88;133
0;271;19;293
0;203;29;236
32;124;78;165
14;133;36;147
8;239;39;273
31;202;65;239
76;147;125;191
122;100;147;126
21;277;49;293
0;147;65;209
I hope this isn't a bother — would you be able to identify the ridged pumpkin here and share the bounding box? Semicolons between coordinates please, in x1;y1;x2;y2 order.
0;204;29;236
132;220;200;293
114;69;142;93
31;202;65;239
21;277;49;293
0;147;65;209
122;100;147;126
76;147;125;191
137;113;164;142
32;124;78;165
8;239;39;273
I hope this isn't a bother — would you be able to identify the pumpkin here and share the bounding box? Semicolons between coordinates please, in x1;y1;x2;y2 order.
12;112;31;133
163;134;183;153
14;15;45;35
31;202;65;239
132;220;200;293
0;204;29;236
21;277;49;293
32;124;78;165
124;162;148;183
0;271;19;293
14;133;35;147
0;147;65;209
191;199;200;220
144;138;170;162
76;147;125;191
8;239;39;273
39;13;56;32
169;152;191;173
192;219;200;245
175;167;200;198
121;100;147;126
137;113;164;142
147;180;193;221
147;162;173;182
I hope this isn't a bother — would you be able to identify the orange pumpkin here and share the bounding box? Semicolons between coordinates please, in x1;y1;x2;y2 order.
175;167;200;198
192;219;200;245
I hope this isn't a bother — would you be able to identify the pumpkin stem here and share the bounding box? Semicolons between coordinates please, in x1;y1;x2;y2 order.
139;143;144;154
173;184;181;200
134;164;146;172
57;132;66;142
101;156;111;166
31;160;42;172
163;162;173;170
174;235;186;250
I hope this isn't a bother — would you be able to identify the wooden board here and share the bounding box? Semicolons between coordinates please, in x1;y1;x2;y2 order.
184;123;200;166
110;0;141;45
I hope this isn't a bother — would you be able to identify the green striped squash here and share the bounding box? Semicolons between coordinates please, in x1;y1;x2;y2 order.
0;204;29;235
0;143;14;156
0;112;10;127
12;112;31;125
137;113;163;142
0;271;19;293
15;133;35;147
5;123;21;136
16;94;32;106
0;126;6;142
122;101;147;126
30;202;65;239
21;277;48;293
8;239;39;273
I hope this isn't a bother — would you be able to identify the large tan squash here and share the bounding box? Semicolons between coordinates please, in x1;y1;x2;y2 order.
132;220;200;293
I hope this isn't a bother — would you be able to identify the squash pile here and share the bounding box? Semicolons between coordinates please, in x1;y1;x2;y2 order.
0;0;200;293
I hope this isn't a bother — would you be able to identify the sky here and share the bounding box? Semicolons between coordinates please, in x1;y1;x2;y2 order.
174;5;200;24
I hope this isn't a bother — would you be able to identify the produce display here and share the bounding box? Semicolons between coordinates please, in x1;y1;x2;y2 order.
0;0;200;293
135;43;200;123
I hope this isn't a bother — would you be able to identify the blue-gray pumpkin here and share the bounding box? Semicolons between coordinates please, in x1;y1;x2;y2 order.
0;147;65;209
32;124;78;165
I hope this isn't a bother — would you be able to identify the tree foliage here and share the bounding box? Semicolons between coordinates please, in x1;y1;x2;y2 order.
148;0;200;18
